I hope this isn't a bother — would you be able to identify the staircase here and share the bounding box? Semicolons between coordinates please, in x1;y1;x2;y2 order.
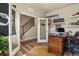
21;18;34;39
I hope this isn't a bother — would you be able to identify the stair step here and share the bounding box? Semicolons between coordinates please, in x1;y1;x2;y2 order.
20;44;29;54
28;42;37;47
16;51;23;56
23;42;32;50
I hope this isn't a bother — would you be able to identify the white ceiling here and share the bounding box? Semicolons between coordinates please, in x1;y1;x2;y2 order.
16;3;74;13
14;3;75;13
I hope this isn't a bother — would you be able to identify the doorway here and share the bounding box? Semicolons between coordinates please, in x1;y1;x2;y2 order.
20;13;36;41
9;5;20;56
37;18;48;42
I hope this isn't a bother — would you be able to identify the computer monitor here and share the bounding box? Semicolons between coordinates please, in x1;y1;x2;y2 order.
57;28;65;32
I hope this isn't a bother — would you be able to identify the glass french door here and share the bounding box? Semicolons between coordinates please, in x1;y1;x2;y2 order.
37;18;48;42
9;5;20;56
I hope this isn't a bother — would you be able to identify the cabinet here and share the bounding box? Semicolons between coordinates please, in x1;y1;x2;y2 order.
48;36;64;55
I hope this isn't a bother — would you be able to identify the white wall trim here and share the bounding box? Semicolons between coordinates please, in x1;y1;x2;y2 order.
19;12;39;18
37;18;48;43
9;4;20;56
19;12;38;42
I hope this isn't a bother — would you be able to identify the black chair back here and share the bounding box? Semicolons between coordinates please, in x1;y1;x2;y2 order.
74;31;79;44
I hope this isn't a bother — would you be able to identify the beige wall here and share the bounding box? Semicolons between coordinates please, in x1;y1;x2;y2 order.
46;4;79;35
23;26;37;39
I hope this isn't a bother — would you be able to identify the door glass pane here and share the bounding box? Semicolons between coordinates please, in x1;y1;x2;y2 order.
40;20;46;39
11;8;18;51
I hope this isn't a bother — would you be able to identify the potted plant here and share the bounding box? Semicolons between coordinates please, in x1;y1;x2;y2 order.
0;35;9;56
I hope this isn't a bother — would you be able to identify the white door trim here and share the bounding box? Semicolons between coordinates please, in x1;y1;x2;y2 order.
19;12;38;40
9;4;20;56
37;18;48;43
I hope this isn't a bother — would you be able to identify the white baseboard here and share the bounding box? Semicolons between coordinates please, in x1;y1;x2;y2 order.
37;39;48;43
20;36;37;42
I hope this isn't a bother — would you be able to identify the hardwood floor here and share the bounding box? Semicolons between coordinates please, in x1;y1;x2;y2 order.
15;39;37;56
15;39;79;56
15;39;58;56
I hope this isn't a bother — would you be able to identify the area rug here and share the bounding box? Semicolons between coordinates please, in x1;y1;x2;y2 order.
29;45;58;56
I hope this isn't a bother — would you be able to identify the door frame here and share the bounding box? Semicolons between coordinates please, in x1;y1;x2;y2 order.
37;18;48;43
19;12;37;42
9;4;20;56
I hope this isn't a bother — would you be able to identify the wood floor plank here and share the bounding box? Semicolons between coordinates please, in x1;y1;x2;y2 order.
24;43;33;49
28;42;37;47
15;39;37;56
21;42;30;50
20;44;29;55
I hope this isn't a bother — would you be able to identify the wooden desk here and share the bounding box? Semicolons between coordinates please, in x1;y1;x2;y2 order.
48;36;64;55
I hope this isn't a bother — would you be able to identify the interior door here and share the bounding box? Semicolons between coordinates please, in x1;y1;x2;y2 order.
37;18;48;42
9;5;20;56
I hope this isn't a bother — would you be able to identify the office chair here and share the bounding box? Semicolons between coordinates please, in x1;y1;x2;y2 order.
65;35;74;52
72;31;79;55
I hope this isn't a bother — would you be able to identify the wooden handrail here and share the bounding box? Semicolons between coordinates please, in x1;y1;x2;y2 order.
22;18;33;27
21;18;34;38
23;20;34;29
